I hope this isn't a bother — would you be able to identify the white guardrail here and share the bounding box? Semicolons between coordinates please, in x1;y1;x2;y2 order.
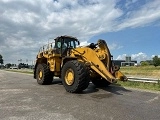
127;77;160;83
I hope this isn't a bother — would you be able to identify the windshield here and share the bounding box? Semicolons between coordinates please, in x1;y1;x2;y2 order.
63;38;78;48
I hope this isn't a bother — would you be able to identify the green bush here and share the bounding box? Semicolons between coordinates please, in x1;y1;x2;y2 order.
141;61;150;66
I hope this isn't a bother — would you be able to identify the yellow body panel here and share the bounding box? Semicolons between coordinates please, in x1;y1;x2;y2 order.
70;47;116;83
114;71;127;81
37;50;62;76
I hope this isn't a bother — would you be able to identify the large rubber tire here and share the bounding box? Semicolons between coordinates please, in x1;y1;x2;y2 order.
36;63;53;85
61;60;90;93
92;78;111;87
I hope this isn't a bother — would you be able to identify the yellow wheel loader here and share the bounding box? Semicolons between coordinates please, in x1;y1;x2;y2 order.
34;35;127;93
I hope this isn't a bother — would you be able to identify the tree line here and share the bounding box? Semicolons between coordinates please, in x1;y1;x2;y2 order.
0;54;33;69
5;63;30;69
0;54;3;65
141;56;160;67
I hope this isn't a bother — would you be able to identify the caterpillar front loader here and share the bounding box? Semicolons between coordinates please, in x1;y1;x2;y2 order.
34;35;127;93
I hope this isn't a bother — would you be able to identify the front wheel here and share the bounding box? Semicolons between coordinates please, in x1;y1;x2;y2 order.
61;60;90;93
36;63;53;85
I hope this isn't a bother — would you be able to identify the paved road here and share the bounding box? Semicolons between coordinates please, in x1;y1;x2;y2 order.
0;70;160;120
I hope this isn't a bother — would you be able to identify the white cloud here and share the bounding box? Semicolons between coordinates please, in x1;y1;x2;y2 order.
116;52;148;62
80;41;90;46
131;52;148;61
125;0;138;8
116;54;127;60
108;43;123;50
0;0;123;64
117;0;160;30
151;55;160;58
79;41;123;51
0;0;160;64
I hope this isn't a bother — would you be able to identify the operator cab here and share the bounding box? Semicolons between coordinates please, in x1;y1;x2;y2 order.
54;35;80;56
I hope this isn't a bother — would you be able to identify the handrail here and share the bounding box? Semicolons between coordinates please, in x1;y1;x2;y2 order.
39;42;55;53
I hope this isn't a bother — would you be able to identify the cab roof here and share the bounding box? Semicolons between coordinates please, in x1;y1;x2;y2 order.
54;35;78;41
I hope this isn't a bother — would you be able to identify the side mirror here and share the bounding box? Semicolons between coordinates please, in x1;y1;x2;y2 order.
78;41;80;45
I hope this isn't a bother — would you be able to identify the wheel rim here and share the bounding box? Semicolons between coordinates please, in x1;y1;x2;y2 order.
65;69;74;85
39;70;43;80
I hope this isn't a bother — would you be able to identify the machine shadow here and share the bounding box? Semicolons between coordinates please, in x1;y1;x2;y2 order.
51;79;99;94
50;78;132;95
52;78;63;85
100;84;132;95
81;83;132;95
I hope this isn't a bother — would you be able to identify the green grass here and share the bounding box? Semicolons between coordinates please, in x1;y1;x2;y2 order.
117;81;160;91
120;65;160;79
118;65;160;91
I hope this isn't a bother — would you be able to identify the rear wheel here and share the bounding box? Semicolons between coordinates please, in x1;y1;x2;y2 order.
61;60;90;93
36;63;53;85
91;78;111;87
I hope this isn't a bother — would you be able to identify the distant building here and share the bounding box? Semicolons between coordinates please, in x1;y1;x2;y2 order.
113;56;137;66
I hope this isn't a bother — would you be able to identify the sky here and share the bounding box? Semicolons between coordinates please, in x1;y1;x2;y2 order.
0;0;160;65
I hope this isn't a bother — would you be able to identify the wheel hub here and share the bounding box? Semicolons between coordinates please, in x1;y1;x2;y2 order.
65;69;74;85
39;70;43;80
